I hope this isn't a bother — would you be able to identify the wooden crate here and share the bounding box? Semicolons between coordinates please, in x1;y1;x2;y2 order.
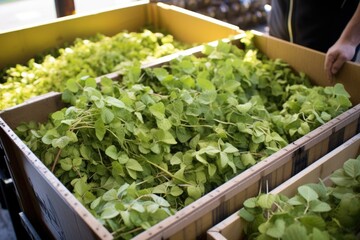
207;133;360;240
0;0;240;69
1;32;360;239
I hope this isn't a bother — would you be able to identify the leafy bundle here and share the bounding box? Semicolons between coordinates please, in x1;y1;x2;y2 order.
16;33;352;239
239;155;360;240
0;29;189;110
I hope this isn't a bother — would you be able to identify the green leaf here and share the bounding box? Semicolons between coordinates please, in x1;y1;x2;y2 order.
288;195;306;206
146;202;159;213
101;107;115;124
149;102;165;119
126;159;143;172
208;163;217;177
298;122;310;135
223;144;239;153
151;143;161;154
195;154;208;165
179;60;195;74
90;197;101;210
100;77;113;94
72;157;82;167
257;194;276;209
282;223;308;240
239;208;255;222
105;96;128;110
330;169;358;187
243;197;257;208
176;127;192;143
343;158;360;178
153;67;170;81
52;136;70;149
320;112;331;122
333;83;350;97
187;185;202;200
153;129;177;145
236;102;252;113
198;90;217;104
127;169;137;179
298;215;326;231
94;119;106;141
223;80;240;92
170;153;182;165
51;111;64;120
197;74;215;91
120;211;132;227
157;118;172;131
266;218;285;238
241;152;256;167
85;77;97;88
105;145;118;160
133;113;143;125
101;205;119;219
151;194;170;207
309;200;331;212
60;158;72;171
311;228;330;240
66;131;78;142
170;186;183;197
103;189;118;201
298;185;318;202
152;183;168;194
118;153;129;164
220;152;229;168
66;78;79;93
131;202;145;213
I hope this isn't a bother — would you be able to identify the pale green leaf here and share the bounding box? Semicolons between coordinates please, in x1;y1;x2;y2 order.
298;185;318;202
103;189;118;201
257;194;276;209
105;145;118;160
282;223;308;240
343;158;360;178
126;159;143;172
149;102;165;119
101;107;115;124
95;119;106;141
266;218;285;238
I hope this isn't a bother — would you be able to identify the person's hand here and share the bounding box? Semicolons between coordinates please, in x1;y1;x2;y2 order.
324;40;357;80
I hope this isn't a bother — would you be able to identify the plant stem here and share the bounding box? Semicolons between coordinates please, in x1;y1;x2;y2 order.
51;148;62;172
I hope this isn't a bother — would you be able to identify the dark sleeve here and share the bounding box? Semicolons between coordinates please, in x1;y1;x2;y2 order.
269;0;359;53
268;0;290;41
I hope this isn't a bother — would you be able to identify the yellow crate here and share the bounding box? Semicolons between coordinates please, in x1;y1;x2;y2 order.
207;133;360;240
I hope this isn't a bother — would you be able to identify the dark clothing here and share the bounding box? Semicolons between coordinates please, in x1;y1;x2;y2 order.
269;0;359;53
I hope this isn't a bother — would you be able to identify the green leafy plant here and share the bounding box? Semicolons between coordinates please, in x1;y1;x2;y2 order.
16;32;352;239
0;29;190;110
239;155;360;240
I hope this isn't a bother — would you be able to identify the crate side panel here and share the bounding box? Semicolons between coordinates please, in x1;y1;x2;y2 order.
153;3;240;44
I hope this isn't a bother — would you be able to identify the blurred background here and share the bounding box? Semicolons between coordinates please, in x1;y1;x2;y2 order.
0;0;271;32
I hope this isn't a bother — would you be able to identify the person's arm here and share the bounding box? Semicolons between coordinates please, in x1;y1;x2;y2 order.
325;3;360;79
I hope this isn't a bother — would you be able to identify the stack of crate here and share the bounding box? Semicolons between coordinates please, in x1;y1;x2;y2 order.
0;1;360;239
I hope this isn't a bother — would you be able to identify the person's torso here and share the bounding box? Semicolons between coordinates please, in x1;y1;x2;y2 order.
269;0;359;52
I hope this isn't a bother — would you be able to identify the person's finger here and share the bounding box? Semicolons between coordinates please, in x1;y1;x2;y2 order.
330;54;347;76
324;52;337;80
